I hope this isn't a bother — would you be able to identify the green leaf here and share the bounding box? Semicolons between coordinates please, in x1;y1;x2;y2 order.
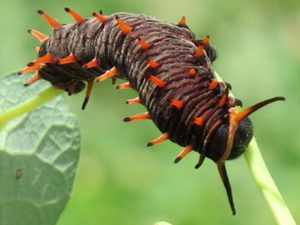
0;73;80;225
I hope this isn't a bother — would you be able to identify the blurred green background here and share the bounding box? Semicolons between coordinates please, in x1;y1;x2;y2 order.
0;0;299;224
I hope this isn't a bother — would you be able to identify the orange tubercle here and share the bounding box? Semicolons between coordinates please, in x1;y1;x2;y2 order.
116;82;132;89
148;59;160;69
65;8;85;23
203;35;210;46
194;117;205;126
138;38;152;50
97;67;119;82
147;133;169;147
115;16;133;35
218;95;228;107
125;97;141;105
187;68;197;76
170;99;184;109
148;75;166;88
18;64;41;75
31;54;54;66
208;79;219;90
83;59;100;68
194;44;204;58
37;10;62;29
27;29;49;42
174;145;193;163
123;112;150;122
93;12;107;24
57;54;77;65
24;73;42;86
177;16;187;27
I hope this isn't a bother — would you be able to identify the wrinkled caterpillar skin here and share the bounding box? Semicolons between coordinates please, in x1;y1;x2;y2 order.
38;13;252;162
22;10;284;215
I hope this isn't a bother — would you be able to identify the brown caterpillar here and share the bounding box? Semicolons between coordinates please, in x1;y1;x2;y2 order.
19;8;285;215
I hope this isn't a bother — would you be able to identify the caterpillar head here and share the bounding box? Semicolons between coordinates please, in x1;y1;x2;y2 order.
206;117;253;162
203;96;285;215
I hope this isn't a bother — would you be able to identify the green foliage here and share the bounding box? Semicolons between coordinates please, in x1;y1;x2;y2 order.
0;74;80;225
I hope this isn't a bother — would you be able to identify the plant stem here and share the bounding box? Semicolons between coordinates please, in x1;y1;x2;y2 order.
0;86;64;130
244;138;296;225
213;72;295;224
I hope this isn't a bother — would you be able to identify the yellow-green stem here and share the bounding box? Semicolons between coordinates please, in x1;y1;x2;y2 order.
244;139;296;225
0;86;64;130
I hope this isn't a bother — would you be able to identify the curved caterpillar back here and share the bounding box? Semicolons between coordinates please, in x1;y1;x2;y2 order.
19;8;285;215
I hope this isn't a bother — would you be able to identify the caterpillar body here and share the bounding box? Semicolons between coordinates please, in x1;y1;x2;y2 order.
19;8;285;215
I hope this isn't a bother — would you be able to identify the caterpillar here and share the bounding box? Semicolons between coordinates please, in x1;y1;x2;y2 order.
19;8;285;215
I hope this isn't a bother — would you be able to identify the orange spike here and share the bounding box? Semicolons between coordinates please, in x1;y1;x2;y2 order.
174;145;193;163
57;54;77;65
194;116;205;126
148;59;160;69
125;97;141;105
194;44;204;58
170;99;184;109
27;29;49;42
116;82;132;89
177;16;187;27
83;59;100;68
137;38;152;50
37;10;62;29
18;64;41;75
148;75;166;88
34;47;40;52
97;67;119;82
147;133;169;147
203;35;210;46
81;81;94;110
123;112;150;122
218;95;228;107
92;12;107;24
232;97;285;125
24;73;42;86
115;16;133;35
31;54;54;66
187;68;197;76
65;8;85;23
208;79;219;90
